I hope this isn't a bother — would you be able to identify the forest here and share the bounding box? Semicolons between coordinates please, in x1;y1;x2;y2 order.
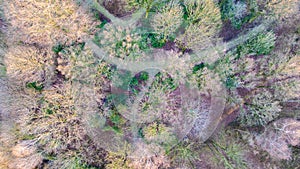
0;0;299;168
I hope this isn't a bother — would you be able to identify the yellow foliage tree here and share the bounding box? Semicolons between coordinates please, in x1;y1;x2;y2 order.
3;0;98;46
4;46;54;85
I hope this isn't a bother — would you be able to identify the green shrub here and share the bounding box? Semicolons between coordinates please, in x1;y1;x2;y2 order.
237;31;276;57
147;33;167;48
143;122;176;144
212;133;248;169
220;0;258;29
97;61;115;80
167;142;197;168
26;82;44;92
239;89;282;127
60;156;99;169
125;0;154;18
218;144;247;169
189;67;216;90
